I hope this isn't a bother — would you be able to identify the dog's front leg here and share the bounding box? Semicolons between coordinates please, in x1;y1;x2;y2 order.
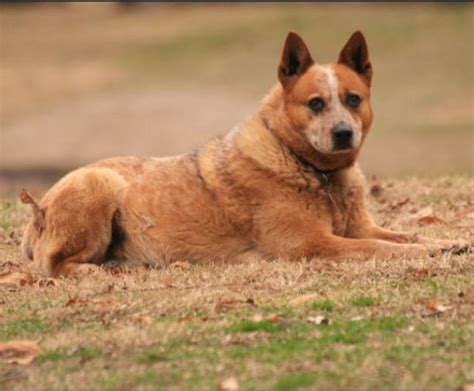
258;230;443;261
346;198;470;251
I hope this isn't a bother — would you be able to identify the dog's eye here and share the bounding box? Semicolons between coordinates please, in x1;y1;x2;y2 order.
308;97;325;112
346;93;361;108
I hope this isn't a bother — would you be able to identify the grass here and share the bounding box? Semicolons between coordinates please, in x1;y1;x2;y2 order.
1;176;473;390
227;320;286;334
351;295;379;307
275;372;316;391
310;299;334;312
0;318;50;340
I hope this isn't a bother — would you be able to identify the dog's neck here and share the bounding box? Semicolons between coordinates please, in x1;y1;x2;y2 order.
259;114;343;187
232;113;345;190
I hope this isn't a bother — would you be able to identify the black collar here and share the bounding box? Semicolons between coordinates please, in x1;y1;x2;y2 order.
291;152;339;187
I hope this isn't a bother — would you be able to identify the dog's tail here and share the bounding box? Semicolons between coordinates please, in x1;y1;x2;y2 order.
20;189;45;260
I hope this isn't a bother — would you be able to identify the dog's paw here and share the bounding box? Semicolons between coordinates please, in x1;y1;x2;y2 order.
441;243;472;256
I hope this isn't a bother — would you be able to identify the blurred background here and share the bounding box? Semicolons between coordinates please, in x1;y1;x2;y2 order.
0;2;472;195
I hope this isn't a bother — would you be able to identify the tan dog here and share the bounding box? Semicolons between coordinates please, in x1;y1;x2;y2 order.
21;31;464;277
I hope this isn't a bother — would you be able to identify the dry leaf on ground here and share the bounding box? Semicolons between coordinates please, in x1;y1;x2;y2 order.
307;315;330;325
0;271;34;287
417;215;446;225
426;298;451;314
219;376;239;391
0;340;40;365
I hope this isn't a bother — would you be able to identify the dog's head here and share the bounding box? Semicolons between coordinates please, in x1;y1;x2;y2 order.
270;31;373;171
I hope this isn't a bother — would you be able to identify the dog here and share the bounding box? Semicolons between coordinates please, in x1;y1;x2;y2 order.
21;31;465;277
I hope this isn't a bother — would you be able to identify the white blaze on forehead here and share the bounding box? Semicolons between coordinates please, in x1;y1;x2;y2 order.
318;65;342;109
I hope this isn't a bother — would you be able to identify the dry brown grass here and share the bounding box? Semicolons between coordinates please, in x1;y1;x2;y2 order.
0;176;473;390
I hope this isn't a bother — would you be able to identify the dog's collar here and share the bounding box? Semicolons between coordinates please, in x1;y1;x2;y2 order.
291;152;340;187
260;116;340;186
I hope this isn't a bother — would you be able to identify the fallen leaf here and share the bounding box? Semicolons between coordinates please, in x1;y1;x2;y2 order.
417;215;446;226
219;376;239;391
290;292;319;306
0;272;34;287
267;313;280;322
307;315;330;325
426;298;451;314
0;340;40;365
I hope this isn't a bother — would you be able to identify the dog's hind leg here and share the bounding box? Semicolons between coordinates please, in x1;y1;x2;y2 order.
21;168;127;277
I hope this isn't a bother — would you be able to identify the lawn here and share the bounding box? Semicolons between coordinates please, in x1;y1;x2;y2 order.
1;177;473;390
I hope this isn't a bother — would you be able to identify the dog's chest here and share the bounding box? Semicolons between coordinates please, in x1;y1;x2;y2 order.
321;183;353;236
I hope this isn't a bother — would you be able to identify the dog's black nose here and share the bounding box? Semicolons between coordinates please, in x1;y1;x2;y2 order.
332;124;353;151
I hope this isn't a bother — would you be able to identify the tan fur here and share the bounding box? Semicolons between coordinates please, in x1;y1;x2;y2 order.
21;31;466;277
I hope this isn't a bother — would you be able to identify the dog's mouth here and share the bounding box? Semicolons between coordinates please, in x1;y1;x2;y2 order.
311;143;355;155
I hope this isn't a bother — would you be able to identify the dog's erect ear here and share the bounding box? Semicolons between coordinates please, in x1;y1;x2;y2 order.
338;31;372;85
278;32;314;87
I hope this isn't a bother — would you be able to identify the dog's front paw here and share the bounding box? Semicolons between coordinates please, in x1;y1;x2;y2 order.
441;243;472;256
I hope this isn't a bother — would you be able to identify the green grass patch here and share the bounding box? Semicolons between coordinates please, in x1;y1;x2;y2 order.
137;351;168;364
351;295;378;307
228;317;405;366
76;347;102;361
0;318;50;339
37;347;102;363
275;372;316;391
227;319;285;333
309;299;334;312
37;350;68;363
0;200;15;231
